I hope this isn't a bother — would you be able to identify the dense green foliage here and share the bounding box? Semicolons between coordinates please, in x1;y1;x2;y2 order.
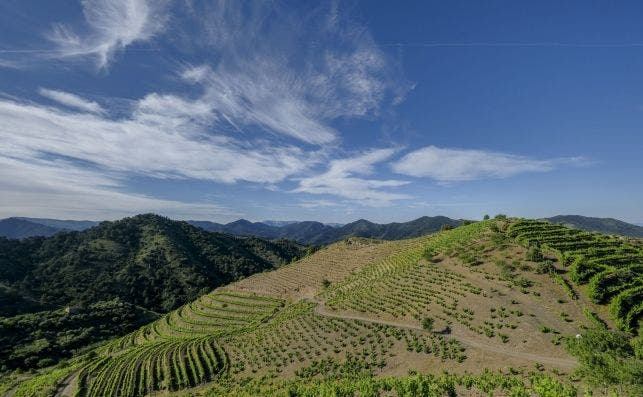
0;214;305;315
508;219;643;334
565;328;643;395
0;214;306;372
0;299;157;371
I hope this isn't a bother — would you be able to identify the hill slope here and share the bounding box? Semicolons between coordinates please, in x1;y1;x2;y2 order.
545;215;643;238
11;218;641;396
0;218;62;239
0;214;306;372
0;217;99;239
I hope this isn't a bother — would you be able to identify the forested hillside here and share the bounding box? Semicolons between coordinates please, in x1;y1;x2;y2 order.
0;214;306;371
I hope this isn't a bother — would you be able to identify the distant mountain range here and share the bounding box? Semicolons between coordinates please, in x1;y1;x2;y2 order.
2;214;642;242
544;215;643;238
0;217;99;239
187;216;463;244
0;216;462;243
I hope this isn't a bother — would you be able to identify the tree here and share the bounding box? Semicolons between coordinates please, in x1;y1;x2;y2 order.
440;224;453;232
483;215;490;220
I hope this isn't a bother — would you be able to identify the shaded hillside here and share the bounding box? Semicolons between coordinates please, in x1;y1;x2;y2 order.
0;214;306;371
0;217;98;239
189;215;462;244
546;215;643;238
0;218;62;239
16;217;99;231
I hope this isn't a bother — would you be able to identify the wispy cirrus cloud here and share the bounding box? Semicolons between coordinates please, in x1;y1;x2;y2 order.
0;1;412;219
0;91;315;218
175;0;409;145
39;88;104;114
0;96;315;185
392;145;586;182
298;199;341;209
294;149;411;207
47;0;168;68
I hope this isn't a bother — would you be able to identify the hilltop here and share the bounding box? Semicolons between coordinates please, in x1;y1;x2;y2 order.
6;217;641;396
0;214;306;372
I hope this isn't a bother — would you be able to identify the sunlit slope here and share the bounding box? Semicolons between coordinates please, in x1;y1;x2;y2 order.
508;219;643;333
8;218;641;396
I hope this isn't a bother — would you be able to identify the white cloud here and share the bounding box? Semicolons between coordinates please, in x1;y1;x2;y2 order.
0;97;314;185
39;88;104;114
294;149;411;207
48;0;167;68
174;1;408;145
0;155;234;220
298;199;341;208
392;145;585;182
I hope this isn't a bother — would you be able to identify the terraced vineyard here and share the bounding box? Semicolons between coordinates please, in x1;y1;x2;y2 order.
75;291;282;396
6;218;641;396
508;219;643;333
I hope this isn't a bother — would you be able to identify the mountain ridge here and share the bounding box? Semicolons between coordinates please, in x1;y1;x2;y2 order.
544;214;643;238
3;214;643;242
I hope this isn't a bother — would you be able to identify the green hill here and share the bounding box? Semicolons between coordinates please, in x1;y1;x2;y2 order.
0;214;306;372
6;217;641;396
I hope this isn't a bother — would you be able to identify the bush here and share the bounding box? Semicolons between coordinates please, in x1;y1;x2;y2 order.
526;245;543;262
440;224;454;231
421;317;434;331
565;328;643;394
535;261;555;274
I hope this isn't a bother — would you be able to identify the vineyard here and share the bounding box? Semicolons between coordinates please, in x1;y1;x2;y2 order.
230;237;415;299
508;219;643;333
5;218;641;396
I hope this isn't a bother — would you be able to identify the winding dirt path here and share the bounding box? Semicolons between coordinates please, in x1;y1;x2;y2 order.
313;300;577;369
53;372;78;397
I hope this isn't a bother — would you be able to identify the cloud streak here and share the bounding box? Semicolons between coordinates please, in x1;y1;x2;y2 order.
295;149;411;207
392;145;585;182
47;0;167;68
39;88;105;114
175;1;408;145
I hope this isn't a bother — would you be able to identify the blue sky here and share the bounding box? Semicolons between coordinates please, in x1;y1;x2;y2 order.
0;0;642;224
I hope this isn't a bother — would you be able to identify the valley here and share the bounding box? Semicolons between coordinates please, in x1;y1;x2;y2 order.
3;217;640;396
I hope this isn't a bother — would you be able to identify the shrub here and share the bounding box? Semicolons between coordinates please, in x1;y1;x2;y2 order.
421;317;434;331
526;245;543;262
565;328;643;394
535;261;555;274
